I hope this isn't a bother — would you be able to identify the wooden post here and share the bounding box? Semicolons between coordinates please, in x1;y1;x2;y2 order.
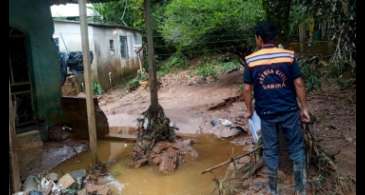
144;0;159;109
78;0;98;165
9;81;21;192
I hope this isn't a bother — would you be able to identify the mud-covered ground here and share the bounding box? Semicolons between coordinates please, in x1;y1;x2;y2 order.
98;67;356;194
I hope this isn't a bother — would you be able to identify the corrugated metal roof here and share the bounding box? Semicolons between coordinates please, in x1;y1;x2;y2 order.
53;19;142;33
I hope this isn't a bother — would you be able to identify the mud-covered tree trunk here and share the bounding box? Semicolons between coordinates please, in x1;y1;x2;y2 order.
132;0;176;168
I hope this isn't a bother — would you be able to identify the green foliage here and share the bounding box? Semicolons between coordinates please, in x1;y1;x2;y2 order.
127;70;148;91
194;62;219;79
92;80;103;95
157;53;188;76
159;0;265;53
194;56;240;79
298;58;321;92
93;0;144;29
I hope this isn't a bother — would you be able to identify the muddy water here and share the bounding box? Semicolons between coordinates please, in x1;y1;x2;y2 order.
53;134;244;195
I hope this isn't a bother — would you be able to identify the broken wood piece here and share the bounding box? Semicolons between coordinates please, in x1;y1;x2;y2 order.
201;146;262;174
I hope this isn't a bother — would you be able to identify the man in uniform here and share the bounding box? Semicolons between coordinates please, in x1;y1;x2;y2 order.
243;21;310;195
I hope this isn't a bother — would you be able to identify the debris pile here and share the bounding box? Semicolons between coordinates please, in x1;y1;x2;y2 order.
14;165;123;195
133;138;199;174
61;75;81;96
210;118;246;138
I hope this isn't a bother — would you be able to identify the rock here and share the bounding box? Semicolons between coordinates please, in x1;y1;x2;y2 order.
97;176;114;185
28;191;42;195
46;173;59;182
23;175;41;192
159;147;179;173
85;183;110;195
174;139;199;159
151;156;161;165
77;188;87;195
134;158;148;168
40;178;54;195
214;126;241;138
211;119;242;138
58;173;75;189
152;141;173;154
70;169;87;181
48;125;71;141
61;75;81;96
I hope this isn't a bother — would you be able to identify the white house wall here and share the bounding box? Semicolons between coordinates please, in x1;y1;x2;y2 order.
53;22;98;81
53;21;142;90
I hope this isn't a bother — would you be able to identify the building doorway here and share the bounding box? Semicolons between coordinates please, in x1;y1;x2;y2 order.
9;27;36;133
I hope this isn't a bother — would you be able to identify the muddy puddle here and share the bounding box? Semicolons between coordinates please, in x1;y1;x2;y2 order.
53;134;244;195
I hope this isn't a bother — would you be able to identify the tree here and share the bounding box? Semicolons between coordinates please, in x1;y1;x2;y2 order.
93;0;144;29
132;0;176;167
262;0;292;43
159;0;265;55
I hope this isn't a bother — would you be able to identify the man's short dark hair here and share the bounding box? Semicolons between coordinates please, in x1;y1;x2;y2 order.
255;21;278;43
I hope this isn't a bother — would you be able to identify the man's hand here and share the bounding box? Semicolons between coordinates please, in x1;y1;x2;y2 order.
244;110;253;119
300;108;311;123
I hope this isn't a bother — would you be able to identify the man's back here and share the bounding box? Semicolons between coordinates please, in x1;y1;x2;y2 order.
243;45;302;118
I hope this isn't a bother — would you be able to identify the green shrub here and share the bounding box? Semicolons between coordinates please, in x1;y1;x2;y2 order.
126;71;148;92
194;62;219;79
194;57;240;79
92;80;103;95
298;57;322;92
158;53;188;76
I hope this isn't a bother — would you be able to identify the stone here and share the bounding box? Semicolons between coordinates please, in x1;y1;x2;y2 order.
46;173;59;182
61;75;81;96
77;188;87;195
58;173;75;189
40;178;54;195
70;169;87;181
48;125;71;141
86;183;110;195
28;191;42;195
159;147;179;173
152;141;173;154
23;175;41;192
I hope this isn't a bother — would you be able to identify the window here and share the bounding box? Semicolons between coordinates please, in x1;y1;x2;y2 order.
120;36;128;58
109;40;114;51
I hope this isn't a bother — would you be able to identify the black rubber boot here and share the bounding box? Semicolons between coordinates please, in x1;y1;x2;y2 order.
267;169;278;195
293;159;306;195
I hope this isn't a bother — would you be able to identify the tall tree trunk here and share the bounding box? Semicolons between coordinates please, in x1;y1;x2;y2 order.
132;0;176;168
144;0;159;111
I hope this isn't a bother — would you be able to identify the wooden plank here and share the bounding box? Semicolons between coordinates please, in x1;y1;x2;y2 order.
78;0;98;165
9;81;21;192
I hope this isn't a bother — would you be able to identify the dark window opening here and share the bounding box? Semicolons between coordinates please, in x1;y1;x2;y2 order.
120;36;128;59
109;39;114;51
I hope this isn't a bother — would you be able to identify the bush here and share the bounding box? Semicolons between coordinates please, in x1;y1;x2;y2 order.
298;57;322;92
92;80;103;95
158;53;188;76
194;62;219;79
159;0;265;53
127;70;148;91
194;56;240;79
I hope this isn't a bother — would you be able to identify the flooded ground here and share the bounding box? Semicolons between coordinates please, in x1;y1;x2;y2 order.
53;134;245;195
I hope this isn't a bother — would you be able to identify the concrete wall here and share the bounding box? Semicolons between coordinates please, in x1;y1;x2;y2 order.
54;21;143;90
9;0;62;124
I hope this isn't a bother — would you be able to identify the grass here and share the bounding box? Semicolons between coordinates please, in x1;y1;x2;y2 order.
193;57;240;79
157;53;188;77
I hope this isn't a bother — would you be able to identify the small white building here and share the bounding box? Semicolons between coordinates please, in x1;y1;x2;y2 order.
53;19;143;90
